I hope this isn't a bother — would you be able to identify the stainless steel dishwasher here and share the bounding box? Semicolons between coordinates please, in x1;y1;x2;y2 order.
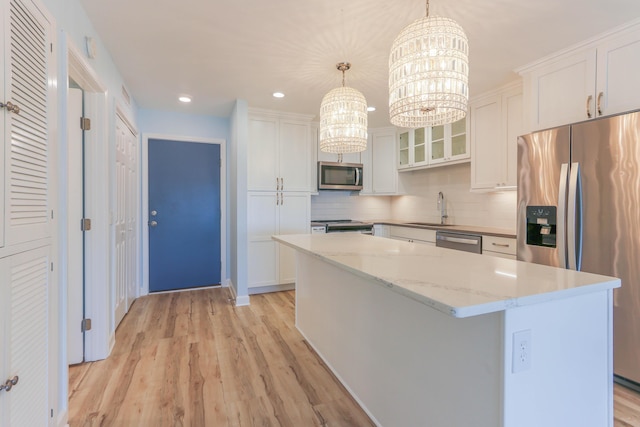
435;230;482;254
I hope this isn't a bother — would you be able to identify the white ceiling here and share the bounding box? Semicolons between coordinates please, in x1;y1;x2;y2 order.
79;0;640;127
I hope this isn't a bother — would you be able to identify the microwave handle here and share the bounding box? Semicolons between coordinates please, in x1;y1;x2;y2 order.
355;168;360;186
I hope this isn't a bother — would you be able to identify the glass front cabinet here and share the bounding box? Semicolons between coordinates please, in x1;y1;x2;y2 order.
397;117;469;171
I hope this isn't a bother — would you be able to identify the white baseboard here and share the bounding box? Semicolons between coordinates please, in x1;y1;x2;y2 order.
227;279;251;306
56;408;68;427
248;283;295;295
108;332;116;354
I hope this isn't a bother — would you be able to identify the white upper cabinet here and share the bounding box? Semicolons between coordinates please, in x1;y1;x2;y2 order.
361;127;397;195
279;120;310;192
248;116;278;191
317;147;361;164
397;117;469;171
596;27;640;117
470;83;523;192
525;49;596;131
248;111;312;192
520;22;640;131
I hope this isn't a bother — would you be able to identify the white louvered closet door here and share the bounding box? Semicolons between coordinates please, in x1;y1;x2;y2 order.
1;246;50;427
4;0;52;246
0;0;53;425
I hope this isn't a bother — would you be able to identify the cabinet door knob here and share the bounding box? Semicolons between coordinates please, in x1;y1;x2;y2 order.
586;95;593;118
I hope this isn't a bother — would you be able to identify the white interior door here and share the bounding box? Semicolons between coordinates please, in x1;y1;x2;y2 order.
114;119;128;325
67;86;84;364
125;123;137;309
115;115;138;326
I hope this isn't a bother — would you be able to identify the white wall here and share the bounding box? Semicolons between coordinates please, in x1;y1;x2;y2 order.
230;100;250;305
137;109;230;140
391;163;517;231
137;109;232;289
311;192;392;221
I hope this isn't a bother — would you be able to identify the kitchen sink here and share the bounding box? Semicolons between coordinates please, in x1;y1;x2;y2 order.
405;222;454;227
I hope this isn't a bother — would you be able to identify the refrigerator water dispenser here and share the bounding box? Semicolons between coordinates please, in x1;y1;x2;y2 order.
526;206;557;247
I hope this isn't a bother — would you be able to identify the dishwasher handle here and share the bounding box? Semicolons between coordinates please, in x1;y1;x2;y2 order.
437;235;479;245
436;231;482;254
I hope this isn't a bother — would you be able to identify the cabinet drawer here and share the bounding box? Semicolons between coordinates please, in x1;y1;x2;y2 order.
388;226;436;243
482;236;516;256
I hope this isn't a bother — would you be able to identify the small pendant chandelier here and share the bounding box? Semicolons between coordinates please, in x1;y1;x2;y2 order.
319;62;368;154
389;0;469;128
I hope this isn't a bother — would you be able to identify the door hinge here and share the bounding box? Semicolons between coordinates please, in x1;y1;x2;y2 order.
81;218;92;231
51;209;54;219
50;262;53;272
81;318;92;332
80;117;91;131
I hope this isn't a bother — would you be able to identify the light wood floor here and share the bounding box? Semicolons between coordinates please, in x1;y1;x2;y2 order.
70;287;640;426
68;288;374;426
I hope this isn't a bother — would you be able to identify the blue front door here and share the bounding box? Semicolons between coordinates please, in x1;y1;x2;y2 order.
148;138;221;292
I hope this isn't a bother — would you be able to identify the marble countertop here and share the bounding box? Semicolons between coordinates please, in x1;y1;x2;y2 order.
372;220;516;238
273;233;620;318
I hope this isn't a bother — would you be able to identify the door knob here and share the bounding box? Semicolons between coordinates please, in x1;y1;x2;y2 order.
149;220;158;227
1;376;19;392
0;101;20;114
150;210;157;216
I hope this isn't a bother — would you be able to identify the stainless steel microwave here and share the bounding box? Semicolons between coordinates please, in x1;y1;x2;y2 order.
318;161;363;190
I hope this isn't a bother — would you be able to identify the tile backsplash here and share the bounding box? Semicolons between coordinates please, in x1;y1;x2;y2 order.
310;162;517;231
392;163;517;231
311;192;392;221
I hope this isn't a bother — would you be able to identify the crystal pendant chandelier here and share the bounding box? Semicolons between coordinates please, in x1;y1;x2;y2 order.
319;62;368;154
389;0;469;128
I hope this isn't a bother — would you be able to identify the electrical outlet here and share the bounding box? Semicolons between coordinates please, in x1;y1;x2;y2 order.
512;329;532;373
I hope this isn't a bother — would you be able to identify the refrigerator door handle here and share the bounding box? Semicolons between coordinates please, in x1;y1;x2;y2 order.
557;163;569;268
568;162;583;271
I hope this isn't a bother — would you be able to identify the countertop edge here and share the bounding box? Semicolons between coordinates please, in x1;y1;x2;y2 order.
273;234;620;319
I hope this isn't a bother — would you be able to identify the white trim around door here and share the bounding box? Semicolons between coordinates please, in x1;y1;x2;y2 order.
141;134;227;296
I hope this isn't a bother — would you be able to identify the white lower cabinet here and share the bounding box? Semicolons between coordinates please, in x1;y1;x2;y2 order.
373;224;389;238
482;235;517;260
248;192;310;291
0;246;51;427
388;226;436;246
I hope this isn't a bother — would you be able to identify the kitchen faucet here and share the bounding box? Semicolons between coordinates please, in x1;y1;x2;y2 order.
437;191;448;225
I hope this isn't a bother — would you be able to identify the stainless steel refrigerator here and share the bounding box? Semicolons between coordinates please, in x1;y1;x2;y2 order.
517;110;640;387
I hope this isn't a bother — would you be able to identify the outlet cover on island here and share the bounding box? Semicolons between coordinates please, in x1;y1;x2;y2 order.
512;329;532;373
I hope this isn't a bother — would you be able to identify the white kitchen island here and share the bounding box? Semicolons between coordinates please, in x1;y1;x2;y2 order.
273;233;621;427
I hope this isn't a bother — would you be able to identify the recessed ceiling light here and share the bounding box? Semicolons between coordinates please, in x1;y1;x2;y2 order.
273;92;285;98
367;106;376;112
179;95;192;103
